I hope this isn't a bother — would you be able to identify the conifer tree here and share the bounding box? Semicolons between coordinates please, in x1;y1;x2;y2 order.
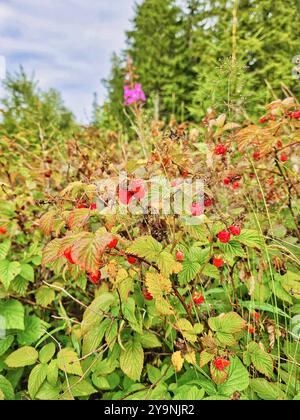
126;0;186;119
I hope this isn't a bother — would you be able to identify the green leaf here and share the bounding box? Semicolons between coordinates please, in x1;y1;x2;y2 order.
218;241;246;258
138;331;162;349
250;378;285;400
82;318;110;356
0;300;24;330
247;342;273;377
120;336;144;381
273;280;293;304
0;260;21;289
47;360;58;386
202;264;220;279
17;316;45;346
57;348;83;376
19;263;35;282
178;261;201;286
81;292;115;336
28;364;48;399
208;312;246;334
218;357;249;396
238;300;290;318
39;343;56;364
35;381;60;400
281;271;300;299
156;251;179;277
237;229;263;249
0;335;14;356
127;236;162;261
5;346;38;368
64;377;97;397
0;240;11;260
0;375;15;400
147;365;161;384
35;286;55;307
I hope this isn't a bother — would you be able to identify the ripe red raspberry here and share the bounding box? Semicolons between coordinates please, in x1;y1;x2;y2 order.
214;144;227;155
63;248;75;265
89;271;101;284
259;116;267;124
191;202;203;217
223;178;231;185
213;258;224;268
192;291;205;305
0;227;7;235
253;151;261;161
143;290;153;301
280;154;288;163
127;256;137;264
248;325;255;334
175;250;184;262
108;238;118;249
229;225;241;236
76;200;87;209
217;231;231;243
252;312;260;321
204;198;214;208
290;110;300;119
182;171;189;178
89;203;97;210
213;358;230;371
232;181;240;190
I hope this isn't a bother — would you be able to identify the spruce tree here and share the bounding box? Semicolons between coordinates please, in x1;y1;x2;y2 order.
126;0;187;120
191;0;300;120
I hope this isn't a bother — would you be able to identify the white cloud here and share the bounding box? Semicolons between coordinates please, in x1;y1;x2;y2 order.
0;0;138;121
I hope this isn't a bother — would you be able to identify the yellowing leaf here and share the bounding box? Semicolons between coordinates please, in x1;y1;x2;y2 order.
71;232;112;273
172;351;184;373
145;272;172;299
5;346;38;368
185;351;196;365
39;211;56;236
57;348;83;376
176;319;198;343
155;298;174;315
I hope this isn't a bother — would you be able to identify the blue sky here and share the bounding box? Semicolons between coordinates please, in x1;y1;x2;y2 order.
0;0;138;121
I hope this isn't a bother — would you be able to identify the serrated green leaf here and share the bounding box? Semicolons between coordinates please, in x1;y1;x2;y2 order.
17;316;44;346
39;343;56;364
120;337;144;382
138;331;162;349
28;364;48;399
247;342;273;377
0;375;15;400
35;286;55;307
250;378;285;400
0;260;21;289
0;299;24;330
5;346;38;368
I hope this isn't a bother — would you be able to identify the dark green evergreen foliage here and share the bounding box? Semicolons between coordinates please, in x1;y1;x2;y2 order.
126;0;187;119
191;0;300;120
100;0;300;124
